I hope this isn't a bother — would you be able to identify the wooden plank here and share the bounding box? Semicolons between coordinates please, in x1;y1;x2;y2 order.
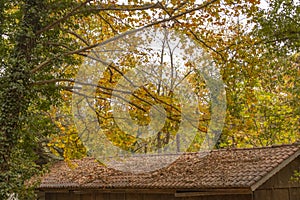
90;188;175;194
79;193;93;200
125;193;143;200
254;189;272;200
94;193;105;200
47;193;62;200
178;194;252;200
109;193;125;200
289;188;300;200
272;189;289;200
143;194;162;200
45;193;56;200
55;193;71;200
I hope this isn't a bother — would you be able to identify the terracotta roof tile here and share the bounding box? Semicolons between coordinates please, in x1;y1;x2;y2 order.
38;144;300;190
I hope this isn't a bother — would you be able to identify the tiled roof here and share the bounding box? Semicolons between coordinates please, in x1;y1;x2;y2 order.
38;144;300;190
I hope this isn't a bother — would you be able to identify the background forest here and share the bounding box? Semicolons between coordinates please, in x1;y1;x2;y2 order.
0;0;299;199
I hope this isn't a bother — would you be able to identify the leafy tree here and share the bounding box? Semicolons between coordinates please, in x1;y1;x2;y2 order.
218;0;300;147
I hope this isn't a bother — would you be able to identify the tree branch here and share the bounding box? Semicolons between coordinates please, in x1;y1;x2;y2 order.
30;0;219;74
36;0;91;35
80;2;162;13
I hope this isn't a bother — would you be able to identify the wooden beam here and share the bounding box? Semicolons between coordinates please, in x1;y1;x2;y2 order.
175;188;252;197
72;188;176;194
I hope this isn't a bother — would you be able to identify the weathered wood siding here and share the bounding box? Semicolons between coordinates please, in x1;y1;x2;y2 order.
44;192;251;200
254;156;300;200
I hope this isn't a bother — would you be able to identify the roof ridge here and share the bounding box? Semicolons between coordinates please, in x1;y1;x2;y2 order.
70;143;300;161
211;143;300;152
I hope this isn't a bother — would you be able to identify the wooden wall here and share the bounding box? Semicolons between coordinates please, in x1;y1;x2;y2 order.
44;192;252;200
